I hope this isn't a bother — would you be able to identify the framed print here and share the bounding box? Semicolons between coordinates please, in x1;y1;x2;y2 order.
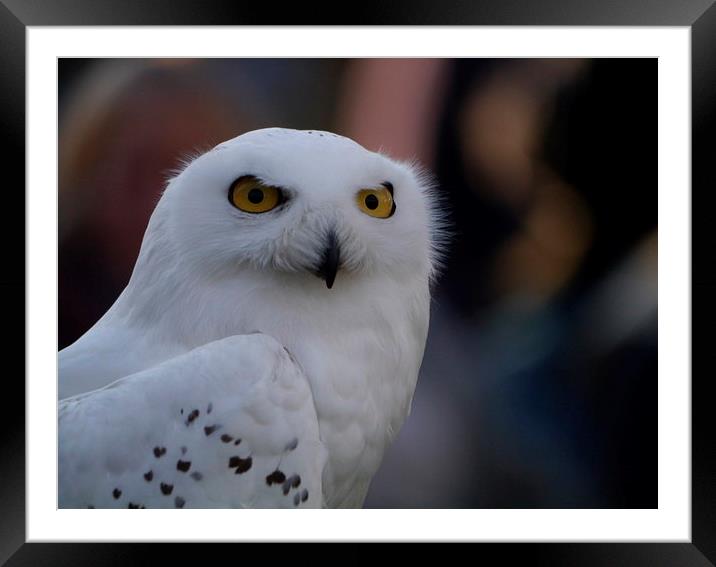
2;0;714;563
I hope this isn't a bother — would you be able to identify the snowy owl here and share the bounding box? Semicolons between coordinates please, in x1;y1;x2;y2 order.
59;127;445;508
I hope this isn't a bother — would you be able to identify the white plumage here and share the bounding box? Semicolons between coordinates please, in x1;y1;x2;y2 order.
59;128;445;508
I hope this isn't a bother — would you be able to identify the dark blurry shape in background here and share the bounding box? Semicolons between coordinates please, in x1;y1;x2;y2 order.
59;58;656;508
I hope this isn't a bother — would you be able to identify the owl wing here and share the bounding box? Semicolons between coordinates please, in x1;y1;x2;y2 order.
59;334;326;509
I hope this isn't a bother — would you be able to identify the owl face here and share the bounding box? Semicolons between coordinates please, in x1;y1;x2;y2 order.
161;128;441;290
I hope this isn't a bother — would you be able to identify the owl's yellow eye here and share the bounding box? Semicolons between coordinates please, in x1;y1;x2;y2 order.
229;176;283;214
356;184;395;219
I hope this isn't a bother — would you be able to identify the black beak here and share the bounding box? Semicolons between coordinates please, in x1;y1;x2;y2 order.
314;231;340;289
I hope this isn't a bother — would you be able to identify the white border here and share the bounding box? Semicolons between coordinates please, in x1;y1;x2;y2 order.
27;27;690;542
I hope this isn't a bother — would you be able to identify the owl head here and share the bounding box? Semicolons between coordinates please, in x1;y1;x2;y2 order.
149;128;445;295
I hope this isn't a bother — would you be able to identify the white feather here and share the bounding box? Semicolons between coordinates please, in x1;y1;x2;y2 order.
59;128;446;508
60;334;325;508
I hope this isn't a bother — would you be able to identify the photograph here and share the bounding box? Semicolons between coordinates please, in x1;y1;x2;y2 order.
0;1;706;559
57;57;657;510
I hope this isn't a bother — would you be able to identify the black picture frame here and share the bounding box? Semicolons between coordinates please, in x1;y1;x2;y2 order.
2;0;714;563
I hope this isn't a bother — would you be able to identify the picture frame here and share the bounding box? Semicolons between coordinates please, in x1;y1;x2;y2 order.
2;0;713;562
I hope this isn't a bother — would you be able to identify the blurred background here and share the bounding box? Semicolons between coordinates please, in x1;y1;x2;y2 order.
58;58;656;508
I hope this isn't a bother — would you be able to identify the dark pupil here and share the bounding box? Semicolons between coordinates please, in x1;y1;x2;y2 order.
247;188;264;204
364;194;379;210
